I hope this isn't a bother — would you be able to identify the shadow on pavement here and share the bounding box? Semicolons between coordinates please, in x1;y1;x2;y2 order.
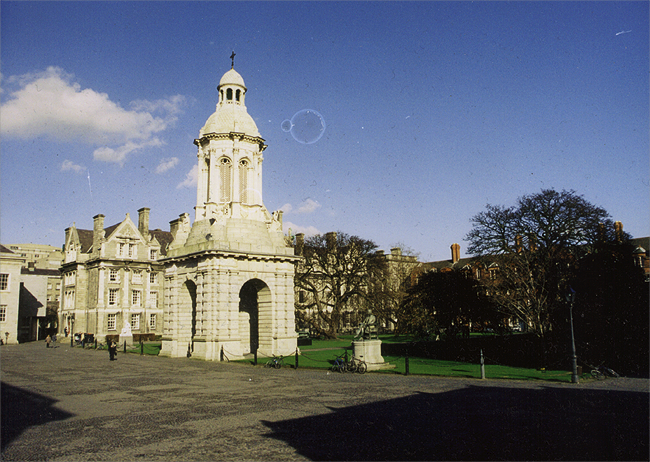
1;382;74;450
262;385;648;461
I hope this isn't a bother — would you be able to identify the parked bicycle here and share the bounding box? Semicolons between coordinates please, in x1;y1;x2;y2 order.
265;355;285;369
331;354;348;373
587;363;620;380
346;355;367;374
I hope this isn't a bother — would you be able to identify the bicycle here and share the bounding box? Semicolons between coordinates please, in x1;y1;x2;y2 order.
331;354;348;373
347;355;367;374
587;363;620;380
265;355;285;369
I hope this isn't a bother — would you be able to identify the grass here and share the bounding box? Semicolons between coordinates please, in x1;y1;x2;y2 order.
100;337;581;383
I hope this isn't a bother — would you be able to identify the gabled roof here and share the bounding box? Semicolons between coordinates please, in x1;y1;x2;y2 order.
150;229;174;256
0;244;15;254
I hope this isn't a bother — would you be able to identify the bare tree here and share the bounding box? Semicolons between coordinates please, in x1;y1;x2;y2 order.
294;232;384;339
465;189;622;338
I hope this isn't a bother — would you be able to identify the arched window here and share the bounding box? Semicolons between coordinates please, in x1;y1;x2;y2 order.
219;158;232;202
236;89;241;102
226;88;233;101
239;159;249;204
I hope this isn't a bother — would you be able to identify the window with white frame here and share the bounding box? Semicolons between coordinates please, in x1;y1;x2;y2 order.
108;288;119;306
150;249;157;260
0;305;6;322
117;242;125;257
107;313;116;330
149;291;158;308
128;244;136;258
0;274;8;291
149;272;157;285
131;313;140;330
132;290;141;306
132;270;142;284
109;268;119;282
149;314;157;330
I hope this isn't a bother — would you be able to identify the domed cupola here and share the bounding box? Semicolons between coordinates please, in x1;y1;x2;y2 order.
199;65;261;138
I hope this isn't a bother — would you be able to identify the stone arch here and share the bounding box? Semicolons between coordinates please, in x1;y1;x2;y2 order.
180;279;197;351
238;279;272;355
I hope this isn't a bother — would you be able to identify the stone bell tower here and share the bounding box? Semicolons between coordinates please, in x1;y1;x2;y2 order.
160;61;299;361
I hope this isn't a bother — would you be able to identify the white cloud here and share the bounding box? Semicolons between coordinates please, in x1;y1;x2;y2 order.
279;203;293;214
281;198;321;215
0;66;186;165
61;160;86;174
177;164;198;189
284;221;321;236
155;157;180;174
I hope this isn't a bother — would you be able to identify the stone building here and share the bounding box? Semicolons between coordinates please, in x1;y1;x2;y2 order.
159;66;299;361
59;208;172;339
19;264;61;342
0;245;26;344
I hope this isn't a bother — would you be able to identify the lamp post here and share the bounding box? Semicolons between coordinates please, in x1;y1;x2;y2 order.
566;287;579;384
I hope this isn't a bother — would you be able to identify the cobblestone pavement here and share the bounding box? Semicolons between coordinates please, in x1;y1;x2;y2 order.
2;341;648;461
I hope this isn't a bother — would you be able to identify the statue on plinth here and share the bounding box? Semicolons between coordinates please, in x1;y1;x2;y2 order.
354;309;376;341
120;321;132;336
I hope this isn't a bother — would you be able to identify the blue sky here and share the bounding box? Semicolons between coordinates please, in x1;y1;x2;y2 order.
1;1;648;261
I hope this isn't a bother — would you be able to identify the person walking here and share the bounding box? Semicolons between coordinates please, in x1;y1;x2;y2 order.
109;341;117;361
45;335;51;348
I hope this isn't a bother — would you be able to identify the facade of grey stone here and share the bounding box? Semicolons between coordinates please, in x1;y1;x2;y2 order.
158;66;299;361
59;208;172;339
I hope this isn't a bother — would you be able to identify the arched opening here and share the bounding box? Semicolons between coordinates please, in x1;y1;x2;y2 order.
239;279;271;355
236;89;241;101
181;279;197;349
226;88;233;100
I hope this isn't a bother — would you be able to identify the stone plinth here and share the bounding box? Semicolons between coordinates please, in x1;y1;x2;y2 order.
352;340;395;371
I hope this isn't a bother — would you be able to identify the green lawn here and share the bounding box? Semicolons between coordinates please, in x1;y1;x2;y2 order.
112;338;580;383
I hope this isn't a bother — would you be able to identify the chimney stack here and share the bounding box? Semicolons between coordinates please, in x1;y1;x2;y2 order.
615;221;623;243
138;207;150;240
451;243;460;263
295;233;305;256
391;247;402;257
93;214;105;251
325;232;337;251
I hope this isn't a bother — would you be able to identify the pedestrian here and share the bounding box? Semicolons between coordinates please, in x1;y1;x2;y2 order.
109;341;117;361
64;326;68;337
46;335;51;348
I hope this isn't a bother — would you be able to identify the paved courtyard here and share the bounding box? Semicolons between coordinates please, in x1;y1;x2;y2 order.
2;340;648;461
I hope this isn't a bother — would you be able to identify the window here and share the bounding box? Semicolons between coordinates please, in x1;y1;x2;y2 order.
219;158;232;202
235;89;241;101
132;271;142;284
132;290;141;306
109;268;119;282
149;291;158;308
0;274;8;291
149;272;157;285
117;242;125;257
0;305;7;322
107;314;116;331
108;288;119;306
131;313;140;330
149;314;157;330
128;244;135;258
239;159;249;204
150;249;157;260
226;88;233;100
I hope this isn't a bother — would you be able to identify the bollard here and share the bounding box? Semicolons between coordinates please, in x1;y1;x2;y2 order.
220;346;224;362
405;345;410;376
253;350;257;366
71;336;74;347
94;339;98;349
124;342;127;353
295;348;299;369
480;349;486;379
140;340;144;356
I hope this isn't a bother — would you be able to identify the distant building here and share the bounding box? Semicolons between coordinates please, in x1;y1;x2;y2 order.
6;243;63;270
0;245;26;344
59;208;173;340
19;264;61;342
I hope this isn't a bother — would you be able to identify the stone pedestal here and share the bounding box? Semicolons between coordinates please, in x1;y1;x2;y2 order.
352;340;395;371
120;334;134;349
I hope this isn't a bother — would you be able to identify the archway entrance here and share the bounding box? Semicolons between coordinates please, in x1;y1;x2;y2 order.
239;279;271;355
181;279;197;352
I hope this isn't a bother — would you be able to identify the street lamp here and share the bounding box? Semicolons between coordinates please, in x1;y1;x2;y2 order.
566;287;579;384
